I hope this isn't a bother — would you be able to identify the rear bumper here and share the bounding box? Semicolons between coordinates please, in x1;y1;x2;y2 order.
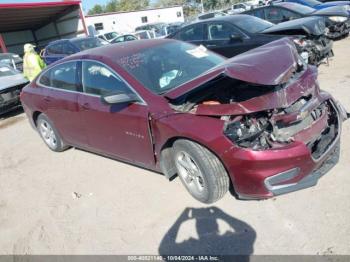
221;99;344;200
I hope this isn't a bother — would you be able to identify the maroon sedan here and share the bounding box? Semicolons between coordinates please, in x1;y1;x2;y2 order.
20;38;347;203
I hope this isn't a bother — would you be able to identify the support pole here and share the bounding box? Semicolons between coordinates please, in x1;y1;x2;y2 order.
79;3;88;36
0;34;8;53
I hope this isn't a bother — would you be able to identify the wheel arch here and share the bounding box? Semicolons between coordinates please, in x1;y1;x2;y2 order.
32;111;42;127
159;136;234;186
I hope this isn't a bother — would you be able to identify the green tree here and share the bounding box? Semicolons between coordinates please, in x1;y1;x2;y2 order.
87;4;104;15
156;0;186;7
105;0;118;12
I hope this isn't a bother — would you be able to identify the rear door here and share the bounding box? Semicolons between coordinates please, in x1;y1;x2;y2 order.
173;23;206;46
203;21;256;58
264;7;285;23
38;61;87;146
77;60;155;166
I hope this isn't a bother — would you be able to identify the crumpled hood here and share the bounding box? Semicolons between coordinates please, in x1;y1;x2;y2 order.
262;16;326;36
313;5;349;16
165;38;300;100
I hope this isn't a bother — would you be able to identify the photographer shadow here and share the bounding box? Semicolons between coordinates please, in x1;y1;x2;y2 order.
159;207;256;259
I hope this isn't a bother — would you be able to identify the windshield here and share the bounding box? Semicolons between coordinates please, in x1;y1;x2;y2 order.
234;16;274;33
117;42;225;94
300;0;321;7
72;38;109;51
0;65;16;77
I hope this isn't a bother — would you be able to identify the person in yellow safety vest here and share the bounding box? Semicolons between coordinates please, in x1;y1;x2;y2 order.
23;43;46;82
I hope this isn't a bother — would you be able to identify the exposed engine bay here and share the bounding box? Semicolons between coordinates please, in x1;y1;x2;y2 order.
170;75;340;156
293;35;334;65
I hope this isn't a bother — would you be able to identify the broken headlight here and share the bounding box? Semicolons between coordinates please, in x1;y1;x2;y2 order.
224;114;272;150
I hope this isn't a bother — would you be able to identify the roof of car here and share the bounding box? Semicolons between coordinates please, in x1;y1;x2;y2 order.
68;38;178;61
192;14;253;24
47;37;98;46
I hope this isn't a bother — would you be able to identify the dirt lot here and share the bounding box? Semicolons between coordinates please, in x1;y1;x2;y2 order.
1;37;350;256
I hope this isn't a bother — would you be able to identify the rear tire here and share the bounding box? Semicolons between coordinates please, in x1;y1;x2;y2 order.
173;139;230;204
37;114;68;152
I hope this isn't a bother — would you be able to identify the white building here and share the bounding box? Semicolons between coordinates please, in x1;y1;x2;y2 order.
85;6;184;34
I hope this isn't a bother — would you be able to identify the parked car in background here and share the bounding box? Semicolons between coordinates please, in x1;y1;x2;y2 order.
280;0;350;14
97;31;119;42
135;23;168;38
228;3;254;14
20;38;347;203
42;37;109;65
0;63;28;115
165;22;184;35
110;34;138;44
244;2;350;38
134;30;156;39
167;15;333;65
197;11;228;20
0;53;23;72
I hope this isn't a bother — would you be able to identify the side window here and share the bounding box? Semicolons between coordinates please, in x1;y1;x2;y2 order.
264;7;283;22
82;61;132;96
39;69;51;86
47;43;63;55
207;22;240;40
39;61;78;91
141;16;148;23
94;23;104;31
281;9;301;20
252;8;265;19
177;24;204;41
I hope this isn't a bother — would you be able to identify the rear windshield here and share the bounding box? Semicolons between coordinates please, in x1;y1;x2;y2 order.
71;38;109;51
234;16;274;33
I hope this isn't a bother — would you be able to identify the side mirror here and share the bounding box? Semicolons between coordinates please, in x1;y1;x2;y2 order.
230;34;243;42
101;93;140;105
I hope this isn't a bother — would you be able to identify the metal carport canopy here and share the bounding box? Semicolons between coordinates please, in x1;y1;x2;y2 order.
0;1;87;53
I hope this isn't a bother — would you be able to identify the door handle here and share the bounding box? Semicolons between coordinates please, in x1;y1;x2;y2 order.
82;103;90;110
43;96;51;102
206;44;217;48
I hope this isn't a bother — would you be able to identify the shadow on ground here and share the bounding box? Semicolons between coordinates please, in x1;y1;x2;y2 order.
159;207;256;259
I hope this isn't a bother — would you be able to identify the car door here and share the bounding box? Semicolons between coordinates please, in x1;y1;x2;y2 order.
264;7;285;23
44;42;66;65
38;61;88;146
174;23;206;46
246;8;266;20
203;21;254;58
78;60;155;166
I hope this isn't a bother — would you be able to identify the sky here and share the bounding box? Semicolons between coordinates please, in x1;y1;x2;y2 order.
0;0;157;11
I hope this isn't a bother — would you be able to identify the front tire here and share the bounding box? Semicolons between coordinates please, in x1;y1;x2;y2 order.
173;139;230;204
37;114;68;152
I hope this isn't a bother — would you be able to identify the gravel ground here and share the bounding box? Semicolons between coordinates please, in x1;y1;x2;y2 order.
0;37;350;255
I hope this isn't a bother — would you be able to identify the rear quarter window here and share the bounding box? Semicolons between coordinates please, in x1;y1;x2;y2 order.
39;61;78;91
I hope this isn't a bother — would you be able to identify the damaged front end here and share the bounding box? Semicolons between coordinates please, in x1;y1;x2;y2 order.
326;18;350;39
165;38;347;198
293;36;333;66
